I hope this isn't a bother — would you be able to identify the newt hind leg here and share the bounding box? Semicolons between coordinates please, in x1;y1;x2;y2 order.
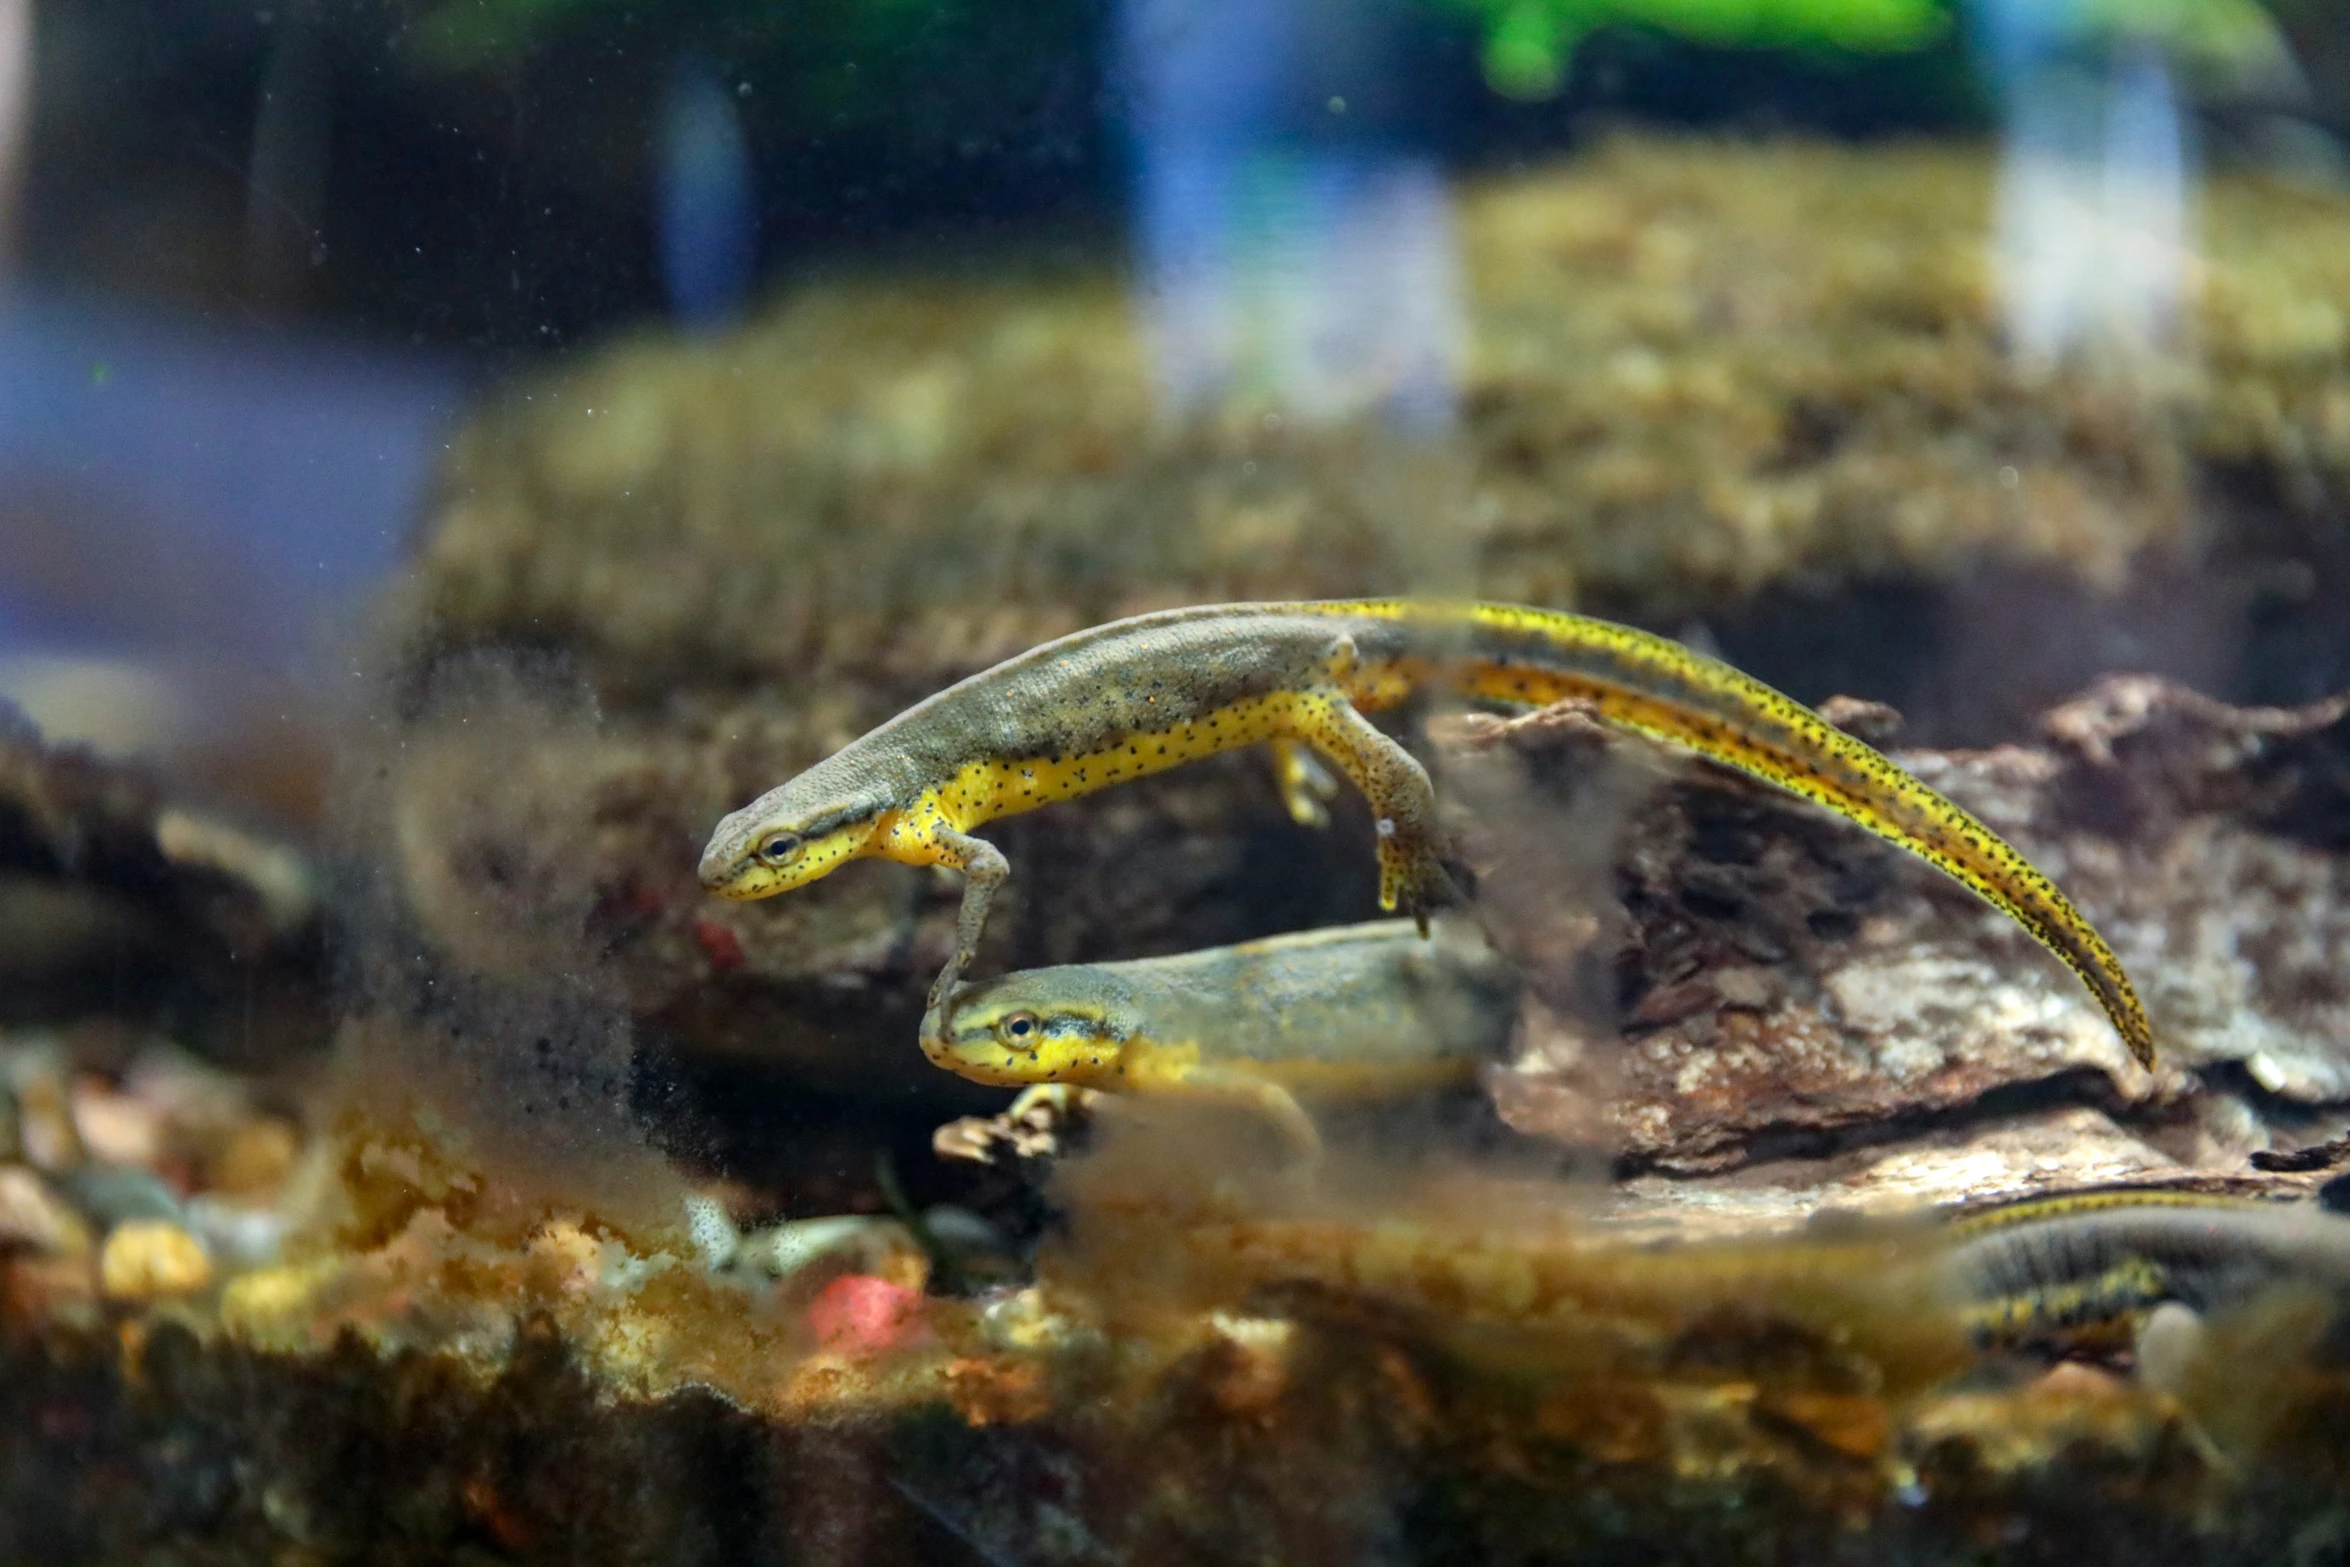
1279;687;1460;931
1268;739;1340;828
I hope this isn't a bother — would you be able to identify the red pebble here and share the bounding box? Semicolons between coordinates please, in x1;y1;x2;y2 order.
807;1274;926;1357
693;919;746;971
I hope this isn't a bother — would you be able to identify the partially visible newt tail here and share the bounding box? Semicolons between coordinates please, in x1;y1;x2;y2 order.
1312;599;2156;1069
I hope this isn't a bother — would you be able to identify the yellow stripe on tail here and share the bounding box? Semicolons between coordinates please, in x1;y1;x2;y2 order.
1307;599;2156;1068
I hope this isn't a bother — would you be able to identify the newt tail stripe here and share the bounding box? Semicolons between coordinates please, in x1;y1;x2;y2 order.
1305;599;2157;1069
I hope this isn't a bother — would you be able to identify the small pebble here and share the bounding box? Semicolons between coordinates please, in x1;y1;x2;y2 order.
740;1215;925;1288
683;1193;740;1271
183;1195;290;1270
0;1164;90;1257
99;1219;213;1300
807;1273;926;1357
13;1065;82;1170
209;1118;300;1195
71;1080;161;1168
2134;1301;2207;1394
59;1164;183;1226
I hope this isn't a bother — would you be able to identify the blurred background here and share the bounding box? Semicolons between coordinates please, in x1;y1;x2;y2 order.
5;0;2350;1151
15;6;2350;1550
0;0;2342;1441
3;0;2345;831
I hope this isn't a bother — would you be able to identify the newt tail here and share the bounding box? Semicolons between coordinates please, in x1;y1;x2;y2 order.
699;597;2153;1067
1305;600;2153;1068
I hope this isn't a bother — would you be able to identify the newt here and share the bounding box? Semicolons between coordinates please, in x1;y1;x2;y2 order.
918;917;1519;1154
698;598;2153;1066
1934;1188;2350;1354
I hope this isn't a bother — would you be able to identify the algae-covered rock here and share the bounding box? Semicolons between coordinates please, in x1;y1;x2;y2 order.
403;138;2350;705
0;702;325;1065
375;633;2350;1176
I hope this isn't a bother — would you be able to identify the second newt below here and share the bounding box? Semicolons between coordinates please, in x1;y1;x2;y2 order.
920;916;1518;1154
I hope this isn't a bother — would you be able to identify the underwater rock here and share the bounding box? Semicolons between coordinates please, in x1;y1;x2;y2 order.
371;641;2350;1177
397;138;2350;729
0;705;326;1066
1458;676;2350;1172
95;1218;211;1300
7;1137;2350;1565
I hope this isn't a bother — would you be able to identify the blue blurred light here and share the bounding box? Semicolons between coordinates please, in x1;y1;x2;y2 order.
1969;0;2195;367
658;55;760;329
0;287;464;667
1119;0;1463;426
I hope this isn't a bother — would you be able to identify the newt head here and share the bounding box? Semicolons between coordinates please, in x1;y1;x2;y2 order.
698;784;887;900
919;968;1138;1087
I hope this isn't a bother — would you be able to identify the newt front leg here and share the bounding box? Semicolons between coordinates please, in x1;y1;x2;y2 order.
1267;738;1340;828
928;824;1009;1009
872;790;1012;1009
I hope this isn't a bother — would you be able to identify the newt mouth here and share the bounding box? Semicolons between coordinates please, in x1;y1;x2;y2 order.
701;858;779;898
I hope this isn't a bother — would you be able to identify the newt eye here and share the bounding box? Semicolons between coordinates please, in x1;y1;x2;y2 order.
997;1012;1039;1045
756;832;803;864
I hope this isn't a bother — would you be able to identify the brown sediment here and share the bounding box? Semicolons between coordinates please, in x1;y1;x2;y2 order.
13;1096;2350;1564
9;989;2350;1565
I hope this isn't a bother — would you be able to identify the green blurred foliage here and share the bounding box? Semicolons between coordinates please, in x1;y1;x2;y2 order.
403;0;2311;127
1438;0;2300;101
1439;0;1953;100
2071;0;2282;56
